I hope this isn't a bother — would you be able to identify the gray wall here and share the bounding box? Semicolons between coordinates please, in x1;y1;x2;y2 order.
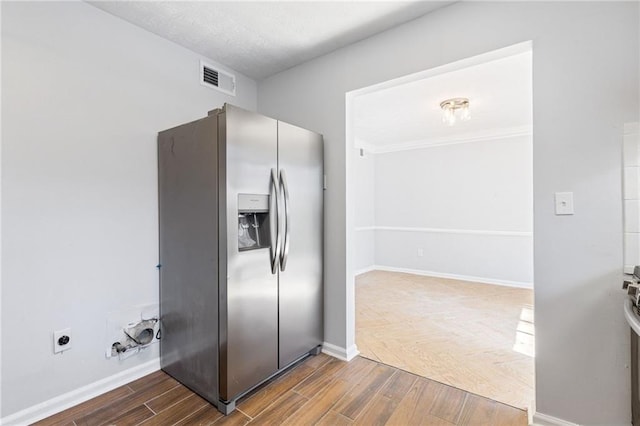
258;2;639;424
1;2;257;417
360;135;533;286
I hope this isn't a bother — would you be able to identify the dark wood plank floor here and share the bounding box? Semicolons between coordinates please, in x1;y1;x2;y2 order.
33;354;527;426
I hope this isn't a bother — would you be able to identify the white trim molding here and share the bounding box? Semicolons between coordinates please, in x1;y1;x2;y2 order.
355;265;377;276
370;265;533;289
0;359;161;426
322;342;359;361
357;225;532;238
361;125;532;155
531;411;582;426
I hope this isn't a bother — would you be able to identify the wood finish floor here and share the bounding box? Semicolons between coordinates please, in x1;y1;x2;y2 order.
356;270;535;410
34;353;527;426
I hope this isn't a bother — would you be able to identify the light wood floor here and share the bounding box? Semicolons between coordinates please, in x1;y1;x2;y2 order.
356;270;534;410
34;353;527;426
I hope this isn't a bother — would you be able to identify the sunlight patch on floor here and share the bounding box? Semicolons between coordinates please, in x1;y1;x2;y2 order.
513;305;535;357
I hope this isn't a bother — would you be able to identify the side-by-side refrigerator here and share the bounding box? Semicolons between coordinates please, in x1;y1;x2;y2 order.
158;104;323;414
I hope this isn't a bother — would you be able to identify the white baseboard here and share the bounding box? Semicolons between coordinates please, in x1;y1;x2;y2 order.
370;265;533;289
354;265;376;276
0;359;161;426
322;342;360;361
531;411;581;426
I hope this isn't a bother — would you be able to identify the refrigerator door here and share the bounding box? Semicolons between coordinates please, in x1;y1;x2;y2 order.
277;121;324;368
220;105;279;401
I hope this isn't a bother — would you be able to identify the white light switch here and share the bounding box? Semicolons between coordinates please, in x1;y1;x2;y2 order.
555;192;574;215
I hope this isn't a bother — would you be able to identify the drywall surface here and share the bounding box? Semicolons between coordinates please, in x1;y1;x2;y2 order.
1;1;256;417
258;2;638;424
624;123;640;273
373;135;533;286
353;150;375;272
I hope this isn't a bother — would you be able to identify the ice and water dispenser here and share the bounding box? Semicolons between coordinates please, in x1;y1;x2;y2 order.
237;194;271;251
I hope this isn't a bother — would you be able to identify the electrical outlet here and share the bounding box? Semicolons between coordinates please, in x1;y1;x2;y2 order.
53;328;72;354
417;248;424;257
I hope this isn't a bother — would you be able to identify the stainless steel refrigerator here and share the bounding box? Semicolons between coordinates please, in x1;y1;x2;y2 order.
158;104;323;414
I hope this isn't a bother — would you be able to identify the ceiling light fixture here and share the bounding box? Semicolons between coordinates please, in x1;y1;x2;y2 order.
440;97;470;126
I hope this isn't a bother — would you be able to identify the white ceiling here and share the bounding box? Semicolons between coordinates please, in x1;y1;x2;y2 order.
354;51;533;152
88;1;454;80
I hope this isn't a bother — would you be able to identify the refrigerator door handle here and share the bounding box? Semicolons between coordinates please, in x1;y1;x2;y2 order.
279;169;290;271
270;168;281;274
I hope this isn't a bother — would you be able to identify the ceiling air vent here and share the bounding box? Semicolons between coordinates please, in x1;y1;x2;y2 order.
200;60;236;96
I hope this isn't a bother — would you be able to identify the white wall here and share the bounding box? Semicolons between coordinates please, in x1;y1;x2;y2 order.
372;135;533;286
624;123;640;273
1;1;257;419
353;149;375;273
258;2;639;424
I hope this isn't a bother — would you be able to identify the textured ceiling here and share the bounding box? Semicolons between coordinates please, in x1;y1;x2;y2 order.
354;51;533;150
88;1;454;80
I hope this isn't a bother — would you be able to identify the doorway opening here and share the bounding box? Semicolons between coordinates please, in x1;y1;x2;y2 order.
346;42;534;410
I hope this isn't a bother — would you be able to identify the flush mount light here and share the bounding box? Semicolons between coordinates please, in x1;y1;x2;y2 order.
440;97;470;126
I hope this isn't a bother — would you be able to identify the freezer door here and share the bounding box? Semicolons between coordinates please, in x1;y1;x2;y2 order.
277;121;324;367
220;105;279;401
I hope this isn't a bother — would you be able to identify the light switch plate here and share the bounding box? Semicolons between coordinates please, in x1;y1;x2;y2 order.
555;192;574;215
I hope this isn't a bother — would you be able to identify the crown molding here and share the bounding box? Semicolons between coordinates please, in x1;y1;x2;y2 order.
359;125;532;155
